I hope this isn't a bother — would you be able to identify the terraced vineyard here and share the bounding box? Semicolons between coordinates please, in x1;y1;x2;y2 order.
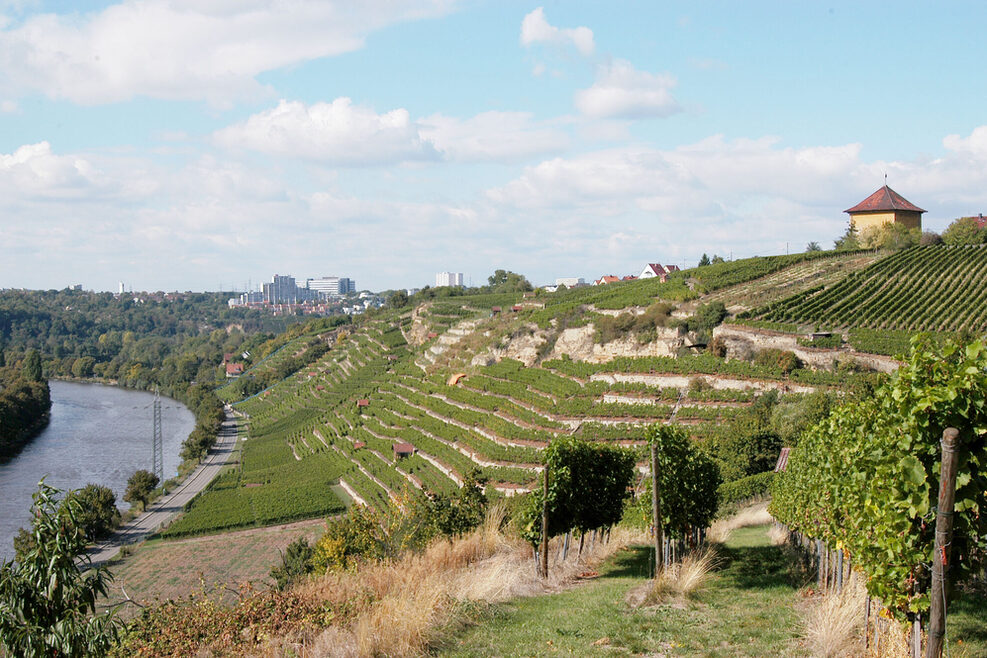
701;250;884;309
164;284;853;537
749;245;987;332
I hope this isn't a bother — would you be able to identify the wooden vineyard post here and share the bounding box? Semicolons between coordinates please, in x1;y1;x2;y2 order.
540;463;549;578
651;442;663;573
926;427;960;658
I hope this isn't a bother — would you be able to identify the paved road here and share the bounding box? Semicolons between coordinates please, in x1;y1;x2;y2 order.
87;405;240;566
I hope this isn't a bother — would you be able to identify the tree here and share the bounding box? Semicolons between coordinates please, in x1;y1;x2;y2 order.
486;270;532;293
65;484;119;541
124;469;159;512
21;349;42;382
834;225;860;251
711;254;725;264
920;231;944;246
697;254;711;267
269;537;314;591
941;216;987;245
71;356;96;379
430;468;489;539
0;481;119;655
805;241;822;252
387;290;409;309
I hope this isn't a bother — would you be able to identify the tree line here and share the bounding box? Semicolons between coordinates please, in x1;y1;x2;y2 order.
0;349;52;463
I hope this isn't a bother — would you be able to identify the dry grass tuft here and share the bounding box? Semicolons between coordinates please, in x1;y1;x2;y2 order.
802;575;867;657
767;523;790;546
707;502;773;543
645;547;719;604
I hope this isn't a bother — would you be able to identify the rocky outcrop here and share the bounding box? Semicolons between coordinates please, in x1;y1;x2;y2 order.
712;324;900;373
547;325;691;363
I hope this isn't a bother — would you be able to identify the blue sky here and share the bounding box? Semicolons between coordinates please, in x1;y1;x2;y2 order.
1;1;986;292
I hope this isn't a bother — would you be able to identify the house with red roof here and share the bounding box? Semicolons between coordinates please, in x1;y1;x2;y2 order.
639;263;680;282
594;275;620;285
845;185;925;234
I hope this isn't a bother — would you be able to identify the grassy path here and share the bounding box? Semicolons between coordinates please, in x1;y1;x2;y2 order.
438;523;807;657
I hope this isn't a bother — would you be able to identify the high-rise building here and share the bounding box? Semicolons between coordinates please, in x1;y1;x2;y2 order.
306;276;356;297
436;272;464;287
263;274;297;304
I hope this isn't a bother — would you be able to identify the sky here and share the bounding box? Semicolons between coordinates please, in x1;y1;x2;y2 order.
2;1;987;292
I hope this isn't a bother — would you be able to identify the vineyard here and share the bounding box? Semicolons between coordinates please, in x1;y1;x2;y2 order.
157;249;974;540
748;245;987;332
156;277;869;538
770;337;987;636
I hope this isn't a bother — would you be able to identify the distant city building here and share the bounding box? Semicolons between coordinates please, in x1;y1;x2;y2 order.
436;272;464;287
306;276;355;297
555;277;585;288
70;284;82;291
263;274;297;304
118;282;125;295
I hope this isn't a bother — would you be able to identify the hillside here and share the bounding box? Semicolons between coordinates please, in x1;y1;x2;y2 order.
154;244;987;538
746;244;987;332
162;251;887;539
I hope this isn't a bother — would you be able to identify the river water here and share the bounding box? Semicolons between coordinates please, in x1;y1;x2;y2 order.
0;380;195;560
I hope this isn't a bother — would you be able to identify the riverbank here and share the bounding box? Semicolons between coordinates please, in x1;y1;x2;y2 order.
0;381;196;560
0;374;51;464
88;405;240;566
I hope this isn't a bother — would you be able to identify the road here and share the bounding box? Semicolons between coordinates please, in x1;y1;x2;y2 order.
87;405;240;566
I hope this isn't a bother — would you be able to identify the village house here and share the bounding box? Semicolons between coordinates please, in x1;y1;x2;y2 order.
639;263;680;282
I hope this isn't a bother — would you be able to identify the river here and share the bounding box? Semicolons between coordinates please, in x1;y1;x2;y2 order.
0;380;195;560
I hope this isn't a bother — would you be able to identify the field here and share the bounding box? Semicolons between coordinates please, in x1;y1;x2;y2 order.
105;519;327;613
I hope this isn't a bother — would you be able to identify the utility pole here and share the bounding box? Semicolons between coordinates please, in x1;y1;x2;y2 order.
152;388;163;484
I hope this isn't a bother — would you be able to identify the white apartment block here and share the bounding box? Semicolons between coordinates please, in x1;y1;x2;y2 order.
436;272;464;287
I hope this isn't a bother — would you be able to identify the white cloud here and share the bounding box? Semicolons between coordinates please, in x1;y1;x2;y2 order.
575;59;682;119
0;142;105;198
0;0;455;105
215;100;568;165
213;98;439;166
420;111;569;163
943;126;987;158
0;99;15;112
520;7;594;56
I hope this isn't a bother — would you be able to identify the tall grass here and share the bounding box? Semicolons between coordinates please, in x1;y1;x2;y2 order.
260;506;644;657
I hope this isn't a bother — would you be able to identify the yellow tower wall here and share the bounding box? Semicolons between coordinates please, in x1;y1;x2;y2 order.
850;211;922;233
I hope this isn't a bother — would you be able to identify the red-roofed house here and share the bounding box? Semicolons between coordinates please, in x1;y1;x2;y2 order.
594;275;620;285
845;185;925;233
356;399;370;409
639;263;680;282
225;362;245;378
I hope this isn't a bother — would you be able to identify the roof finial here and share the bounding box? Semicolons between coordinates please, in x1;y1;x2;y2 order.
884;172;888;185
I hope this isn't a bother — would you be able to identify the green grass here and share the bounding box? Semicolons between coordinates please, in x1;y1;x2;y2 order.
438;524;807;657
949;588;987;657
